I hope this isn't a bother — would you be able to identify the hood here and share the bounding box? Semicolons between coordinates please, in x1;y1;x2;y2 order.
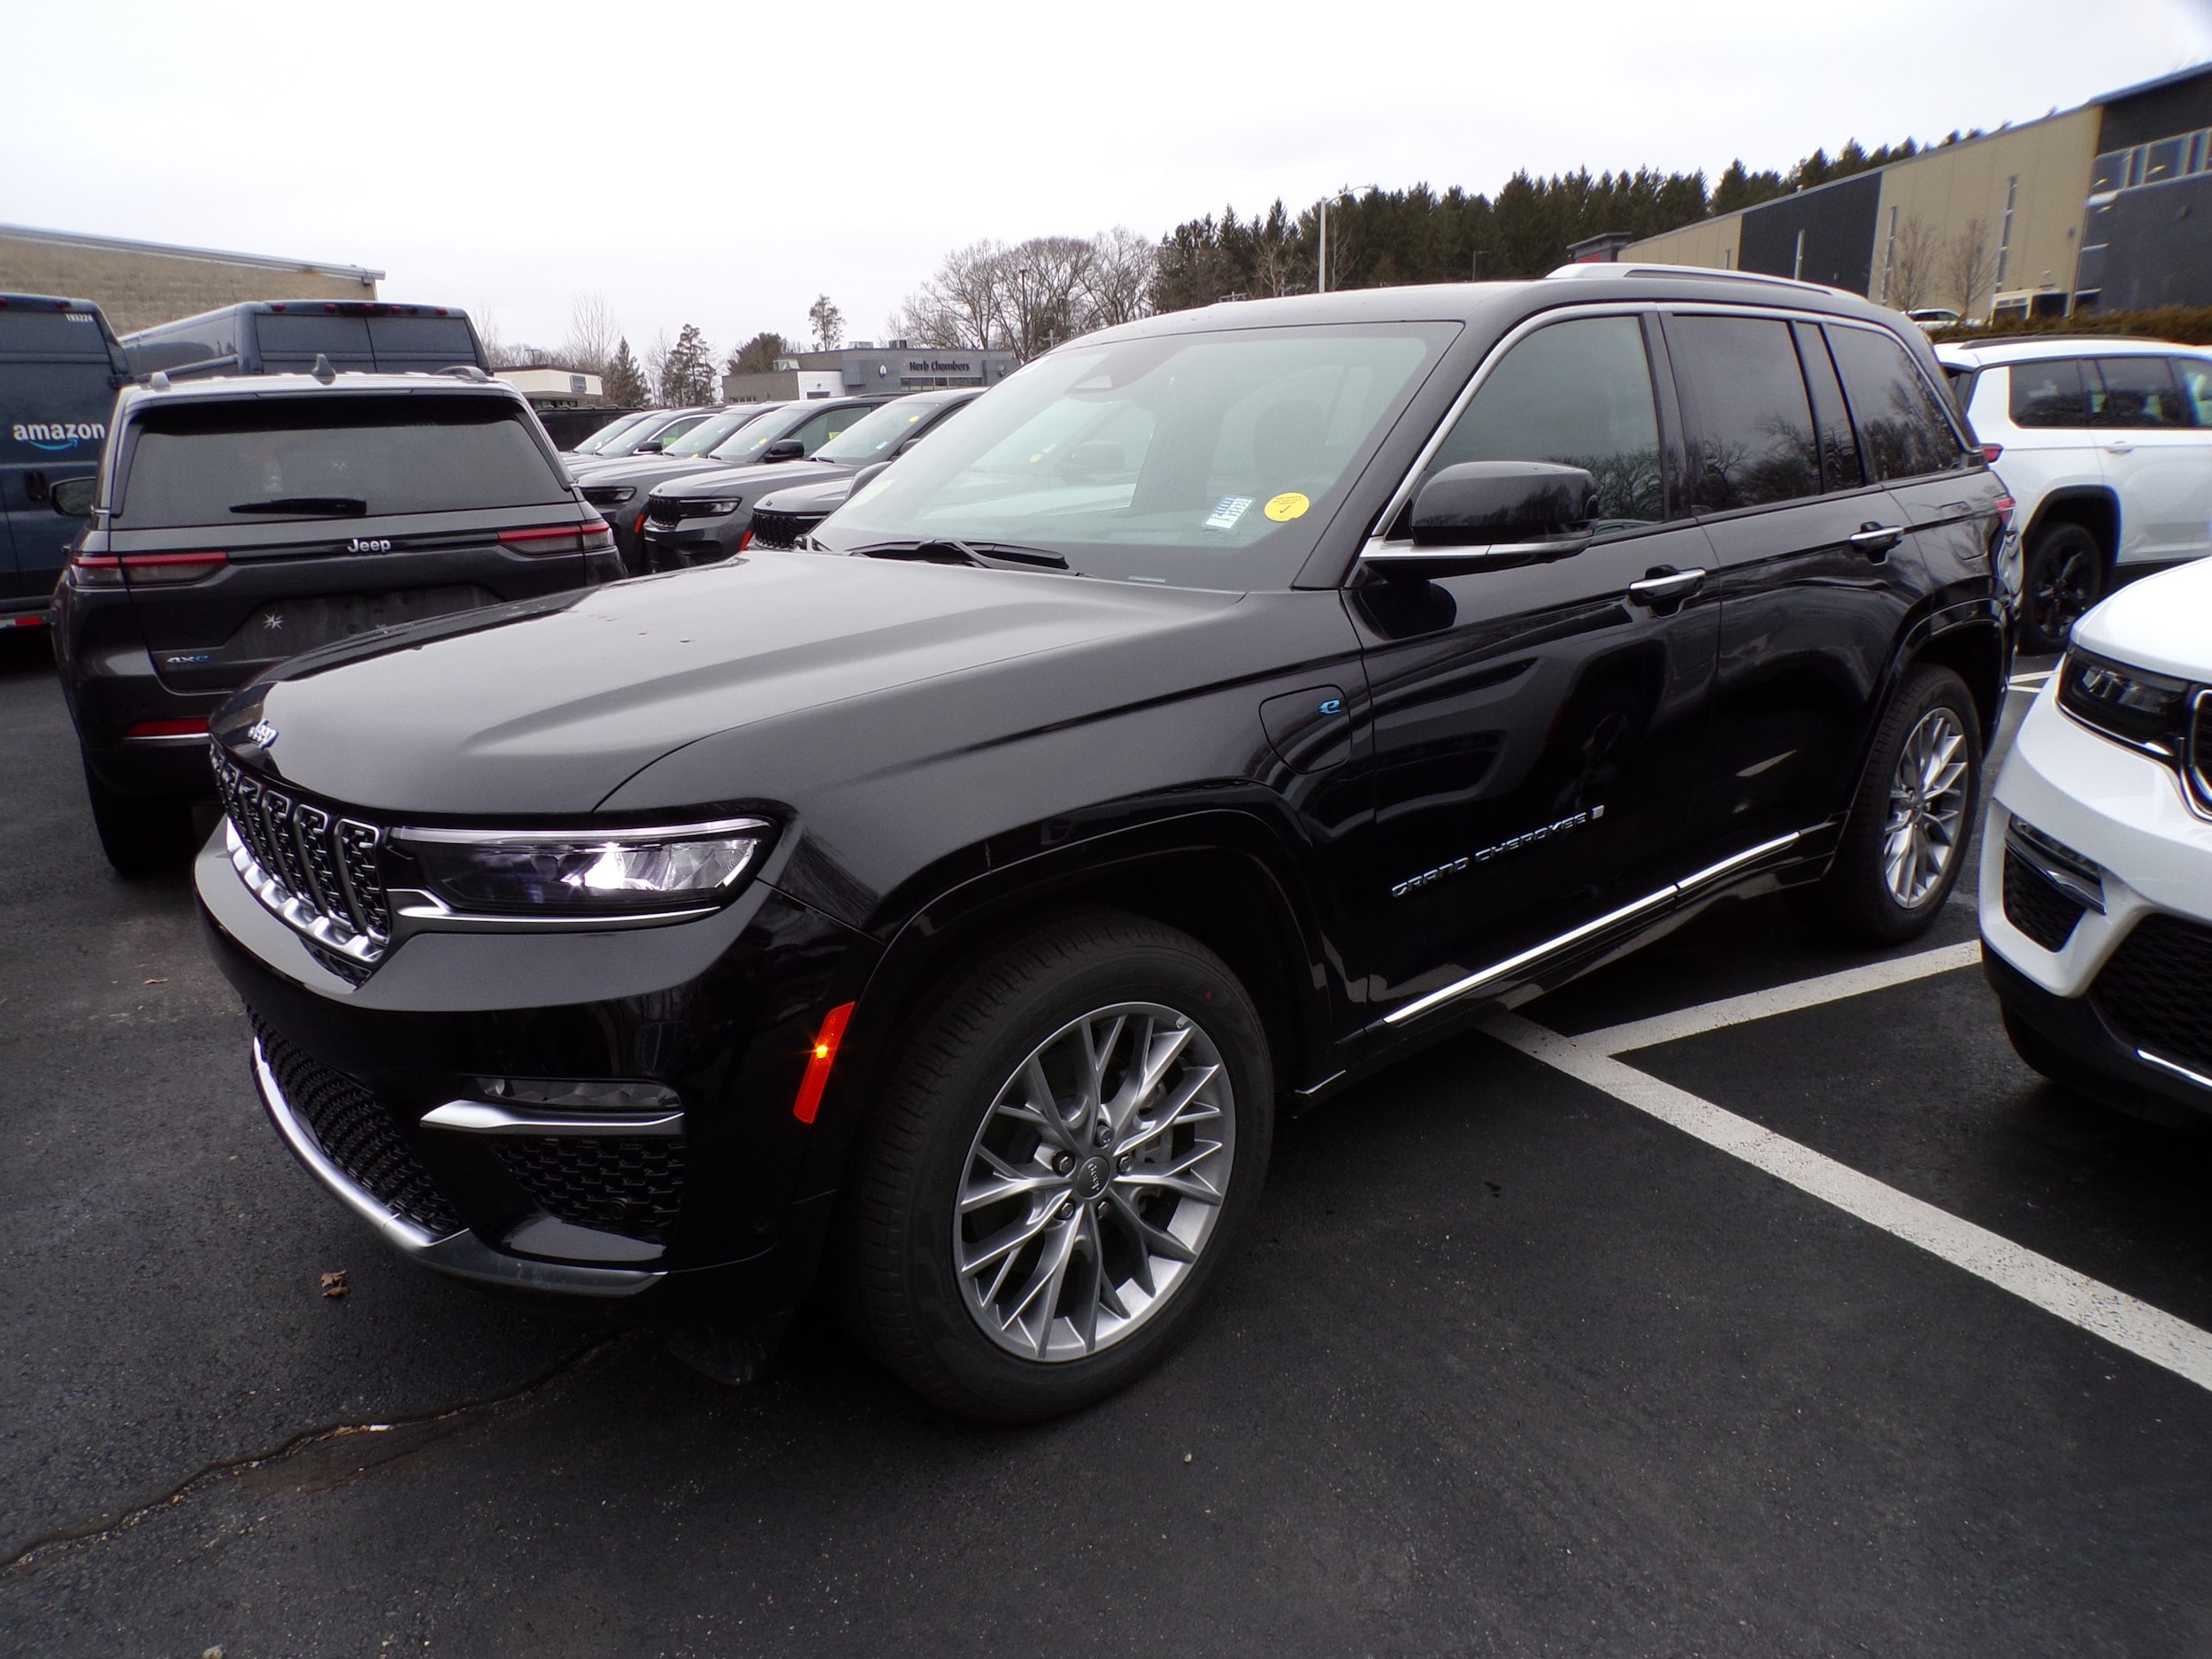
652;459;844;501
570;454;733;488
2073;556;2212;682
222;551;1243;815
754;473;855;514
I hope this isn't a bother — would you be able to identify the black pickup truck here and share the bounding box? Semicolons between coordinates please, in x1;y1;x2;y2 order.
197;268;2013;1421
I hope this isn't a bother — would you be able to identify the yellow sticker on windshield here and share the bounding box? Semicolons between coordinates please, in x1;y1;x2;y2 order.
1264;491;1310;522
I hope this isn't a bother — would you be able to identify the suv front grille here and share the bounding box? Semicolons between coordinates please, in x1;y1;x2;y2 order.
492;1136;686;1243
213;745;392;970
745;507;822;550
252;1012;460;1236
645;496;732;526
2002;849;2088;951
2092;913;2212;1078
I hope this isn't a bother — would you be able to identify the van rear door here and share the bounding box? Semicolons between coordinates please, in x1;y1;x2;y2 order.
0;303;123;606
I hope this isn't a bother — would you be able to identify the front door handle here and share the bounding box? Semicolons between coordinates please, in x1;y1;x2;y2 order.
1626;567;1706;606
2104;441;2135;454
1847;523;1905;555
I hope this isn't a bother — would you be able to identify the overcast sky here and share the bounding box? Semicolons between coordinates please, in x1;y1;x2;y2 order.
6;0;2209;360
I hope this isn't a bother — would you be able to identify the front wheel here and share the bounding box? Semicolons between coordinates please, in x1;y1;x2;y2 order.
1792;664;1981;945
841;911;1273;1422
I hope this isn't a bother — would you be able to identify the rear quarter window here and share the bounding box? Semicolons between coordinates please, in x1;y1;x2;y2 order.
2008;358;2096;428
1825;325;1970;480
114;393;568;526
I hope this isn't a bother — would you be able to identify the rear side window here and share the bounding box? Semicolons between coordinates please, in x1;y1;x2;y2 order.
115;394;567;526
365;315;479;366
2008;357;2095;427
1424;316;1666;526
254;314;374;367
1667;314;1820;511
2173;358;2212;427
1793;321;1863;492
0;310;113;358
2095;357;2197;428
1825;325;1968;480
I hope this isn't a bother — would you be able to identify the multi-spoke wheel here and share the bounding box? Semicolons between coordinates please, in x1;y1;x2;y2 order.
1792;664;1983;945
956;1003;1234;1362
841;911;1271;1422
1880;706;1970;908
2022;523;2102;655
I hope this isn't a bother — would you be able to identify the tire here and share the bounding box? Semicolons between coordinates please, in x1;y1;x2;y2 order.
841;910;1273;1423
2021;522;2103;655
82;761;197;877
1792;664;1981;946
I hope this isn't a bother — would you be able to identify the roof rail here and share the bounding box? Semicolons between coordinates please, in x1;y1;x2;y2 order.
1941;333;2189;349
1546;261;1843;296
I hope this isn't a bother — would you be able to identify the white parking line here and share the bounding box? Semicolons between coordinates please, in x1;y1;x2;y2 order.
1488;992;2212;1395
2009;670;2054;689
1580;940;1984;1055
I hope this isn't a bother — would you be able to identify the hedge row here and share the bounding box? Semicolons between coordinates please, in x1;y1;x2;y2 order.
1930;306;2212;348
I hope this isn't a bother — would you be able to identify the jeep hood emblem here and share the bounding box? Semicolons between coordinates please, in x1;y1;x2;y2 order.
247;719;279;748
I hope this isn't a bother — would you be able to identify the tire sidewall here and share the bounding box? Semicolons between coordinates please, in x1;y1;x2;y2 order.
879;927;1272;1420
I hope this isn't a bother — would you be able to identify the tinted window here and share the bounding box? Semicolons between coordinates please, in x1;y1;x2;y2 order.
2173;358;2212;427
0;363;118;462
2008;358;2095;427
1793;321;1863;492
1423;316;1665;526
1826;324;1967;480
365;315;479;365
1669;315;1820;511
820;322;1454;590
254;314;373;365
116;394;567;526
2095;357;2195;428
0;310;114;360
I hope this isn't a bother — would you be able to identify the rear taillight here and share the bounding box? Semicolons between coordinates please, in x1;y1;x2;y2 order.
499;522;607;557
1982;443;2003;463
71;551;227;588
10;613;47;627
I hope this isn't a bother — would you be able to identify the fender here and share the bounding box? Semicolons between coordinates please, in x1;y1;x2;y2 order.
2022;485;2121;565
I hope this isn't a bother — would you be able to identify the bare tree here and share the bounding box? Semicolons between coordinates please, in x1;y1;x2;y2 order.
1889;214;1941;312
896;230;1156;360
1079;227;1156;329
641;328;674;406
1945;217;1998;319
561;292;620;375
898;240;1010;351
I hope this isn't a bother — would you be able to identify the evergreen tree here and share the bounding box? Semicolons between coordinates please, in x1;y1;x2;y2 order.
726;332;791;376
657;323;718;406
602;336;649;406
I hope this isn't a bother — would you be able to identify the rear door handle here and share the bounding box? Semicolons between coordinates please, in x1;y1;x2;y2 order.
2104;441;2135;454
1847;523;1905;554
1626;568;1706;605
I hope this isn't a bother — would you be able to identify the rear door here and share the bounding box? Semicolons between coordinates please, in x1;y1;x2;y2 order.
0;312;123;603
2092;356;2212;565
1351;311;1724;1023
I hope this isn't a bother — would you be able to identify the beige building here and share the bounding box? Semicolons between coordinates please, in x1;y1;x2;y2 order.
0;223;380;334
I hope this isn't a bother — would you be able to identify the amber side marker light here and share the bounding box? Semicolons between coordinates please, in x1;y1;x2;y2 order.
792;1002;856;1124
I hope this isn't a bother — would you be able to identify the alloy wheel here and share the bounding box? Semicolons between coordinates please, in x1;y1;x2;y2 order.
2030;544;2095;645
1882;705;1970;907
954;1002;1235;1362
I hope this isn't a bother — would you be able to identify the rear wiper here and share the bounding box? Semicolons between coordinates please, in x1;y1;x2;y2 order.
849;538;1069;571
229;496;368;516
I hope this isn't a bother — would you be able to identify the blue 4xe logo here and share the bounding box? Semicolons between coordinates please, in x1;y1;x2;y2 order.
11;421;106;452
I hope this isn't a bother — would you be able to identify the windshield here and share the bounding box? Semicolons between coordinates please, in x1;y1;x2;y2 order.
710;407;803;461
664;404;777;457
815;397;948;465
816;322;1455;588
115;394;570;526
572;411;652;455
597;412;702;457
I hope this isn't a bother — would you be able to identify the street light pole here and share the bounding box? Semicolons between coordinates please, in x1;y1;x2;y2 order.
1316;185;1383;296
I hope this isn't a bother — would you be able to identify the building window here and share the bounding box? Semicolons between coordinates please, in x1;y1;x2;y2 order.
1994;175;2018;291
1878;206;1899;304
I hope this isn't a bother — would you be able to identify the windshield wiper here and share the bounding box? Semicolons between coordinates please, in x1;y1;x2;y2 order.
849;538;1070;571
229;496;368;516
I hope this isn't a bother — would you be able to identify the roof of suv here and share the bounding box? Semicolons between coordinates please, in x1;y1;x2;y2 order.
114;369;526;408
1935;337;2209;367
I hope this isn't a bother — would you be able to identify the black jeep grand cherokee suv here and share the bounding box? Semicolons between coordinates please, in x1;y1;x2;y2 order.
200;268;2012;1421
56;370;620;872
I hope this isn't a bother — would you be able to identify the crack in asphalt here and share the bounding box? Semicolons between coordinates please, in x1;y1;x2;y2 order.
1;1330;641;1575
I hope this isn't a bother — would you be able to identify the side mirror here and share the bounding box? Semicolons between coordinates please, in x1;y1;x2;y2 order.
763;438;806;463
1363;461;1597;579
635;440;664;454
849;460;892;491
51;477;97;518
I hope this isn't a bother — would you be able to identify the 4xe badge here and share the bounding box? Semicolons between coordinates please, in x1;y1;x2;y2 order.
246;719;279;749
347;537;393;554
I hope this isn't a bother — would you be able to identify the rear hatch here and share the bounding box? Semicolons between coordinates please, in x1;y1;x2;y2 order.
104;388;602;694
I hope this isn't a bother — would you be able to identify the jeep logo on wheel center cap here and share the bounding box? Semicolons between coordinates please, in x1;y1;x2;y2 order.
1072;1156;1110;1200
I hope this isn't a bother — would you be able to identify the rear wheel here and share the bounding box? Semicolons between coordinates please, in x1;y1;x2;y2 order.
2021;522;2102;654
82;761;196;877
841;910;1272;1422
1793;665;1980;945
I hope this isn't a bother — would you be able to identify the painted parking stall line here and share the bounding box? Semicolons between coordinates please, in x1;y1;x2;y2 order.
1490;964;2212;1396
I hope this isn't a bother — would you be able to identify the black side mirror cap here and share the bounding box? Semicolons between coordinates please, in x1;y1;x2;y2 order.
635;441;664;454
763;438;806;462
849;460;892;491
1408;461;1597;547
51;477;97;518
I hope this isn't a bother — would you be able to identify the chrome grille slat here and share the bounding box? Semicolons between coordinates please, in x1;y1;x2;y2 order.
292;803;347;924
338;821;392;935
211;740;394;971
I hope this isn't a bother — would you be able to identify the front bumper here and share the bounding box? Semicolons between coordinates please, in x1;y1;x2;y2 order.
641;511;750;572
199;829;881;1314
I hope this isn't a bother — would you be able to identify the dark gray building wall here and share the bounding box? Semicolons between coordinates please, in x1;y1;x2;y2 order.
2093;172;2212;308
2099;66;2212;151
1737;173;1885;293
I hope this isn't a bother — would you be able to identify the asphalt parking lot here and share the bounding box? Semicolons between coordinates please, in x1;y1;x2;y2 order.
6;630;2211;1658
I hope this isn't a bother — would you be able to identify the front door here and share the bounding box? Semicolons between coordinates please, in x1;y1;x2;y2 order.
1349;312;1722;1025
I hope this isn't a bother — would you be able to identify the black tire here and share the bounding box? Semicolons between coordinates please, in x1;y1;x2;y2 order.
2021;521;2103;655
82;761;196;877
841;910;1273;1423
1793;664;1982;946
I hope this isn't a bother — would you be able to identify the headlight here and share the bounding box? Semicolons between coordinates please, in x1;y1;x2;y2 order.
584;486;636;506
389;818;770;916
2057;649;2193;757
697;498;742;517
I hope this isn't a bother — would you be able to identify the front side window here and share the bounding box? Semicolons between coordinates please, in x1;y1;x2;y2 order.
816;322;1455;589
2095;357;2196;428
114;394;569;526
1669;314;1820;511
1422;316;1665;528
2008;358;2095;427
1825;324;1970;481
791;403;864;454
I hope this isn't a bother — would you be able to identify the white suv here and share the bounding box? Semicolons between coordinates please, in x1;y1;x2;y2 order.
1980;555;2212;1121
1936;337;2212;652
